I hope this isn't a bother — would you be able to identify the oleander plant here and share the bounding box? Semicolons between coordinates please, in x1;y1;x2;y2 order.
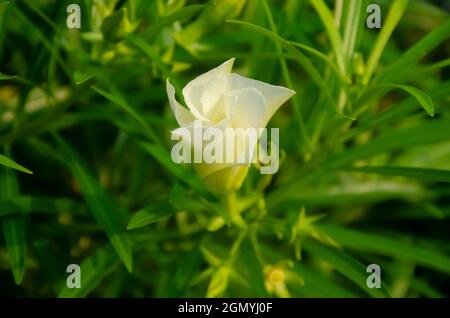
0;0;449;298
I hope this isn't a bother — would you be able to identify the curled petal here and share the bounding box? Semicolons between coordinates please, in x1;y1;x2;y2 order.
227;73;295;127
166;79;194;126
224;87;266;129
182;58;235;120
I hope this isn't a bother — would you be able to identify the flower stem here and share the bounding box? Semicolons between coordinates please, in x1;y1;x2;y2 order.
223;192;247;229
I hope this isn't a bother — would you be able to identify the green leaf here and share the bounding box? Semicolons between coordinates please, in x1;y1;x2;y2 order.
91;85;158;142
73;71;95;85
309;0;346;75
2;217;26;284
304;241;390;298
344;81;450;141
1;161;26;285
342;0;367;68
0;196;83;217
166;247;204;297
207;266;230;298
58;245;121;298
127;200;174;230
0;72;33;85
226;19;337;111
54;134;133;272
260;0;312;147
142;4;205;40
293;262;357;297
387;84;435;117
345;166;450;183
32;240;66;293
375;19;450;85
329;119;450;168
0;154;33;174
101;8;130;43
126;33;184;96
362;0;409;84
271;180;427;208
319;224;450;274
137;141;210;198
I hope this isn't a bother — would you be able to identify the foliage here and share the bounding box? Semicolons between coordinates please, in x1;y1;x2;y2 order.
0;0;449;298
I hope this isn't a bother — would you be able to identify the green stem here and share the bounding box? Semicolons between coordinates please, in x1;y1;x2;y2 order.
223;192;246;229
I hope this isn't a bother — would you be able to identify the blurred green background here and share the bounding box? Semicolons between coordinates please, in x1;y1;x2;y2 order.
0;0;449;297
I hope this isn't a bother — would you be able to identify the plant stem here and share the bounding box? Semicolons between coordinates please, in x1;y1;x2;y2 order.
223;192;247;229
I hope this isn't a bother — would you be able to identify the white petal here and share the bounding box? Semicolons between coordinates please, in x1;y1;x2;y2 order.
166;79;194;126
227;73;295;127
182;58;235;120
224;87;266;129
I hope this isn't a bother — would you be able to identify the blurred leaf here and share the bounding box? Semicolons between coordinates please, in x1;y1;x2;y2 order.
292;262;357;297
127;200;174;230
142;4;205;40
32;240;66;293
1;160;26;285
91;85;158;142
207;266;230;298
304;241;390;297
319;224;450;274
344;81;450;141
346;166;450;183
375;19;450;84
73;71;95;85
137;140;210;198
329;119;450;168
0;196;82;217
54;134;133;273
0;72;33;85
167;247;204;297
227;19;337;111
58;245;120;298
101;8;130;43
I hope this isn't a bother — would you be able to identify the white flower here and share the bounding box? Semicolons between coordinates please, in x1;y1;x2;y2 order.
166;58;295;193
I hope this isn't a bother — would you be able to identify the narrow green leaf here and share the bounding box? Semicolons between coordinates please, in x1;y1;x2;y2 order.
58;245;120;298
304;241;391;298
32;240;66;293
1;161;26;285
126;33;183;94
342;0;366;67
344;81;450;141
127;200;174;230
54;135;133;272
387;84;435;117
293;262;357;297
91;85;158;142
137;141;210;197
262;0;312;149
375;19;450;84
329;119;450;168
2;217;25;284
73;71;95;85
345;166;450;183
319;224;450;274
362;0;409;84
142;4;205;40
309;0;346;75
0;154;33;174
167;247;204;297
226;19;337;112
0;72;33;85
0;196;83;217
